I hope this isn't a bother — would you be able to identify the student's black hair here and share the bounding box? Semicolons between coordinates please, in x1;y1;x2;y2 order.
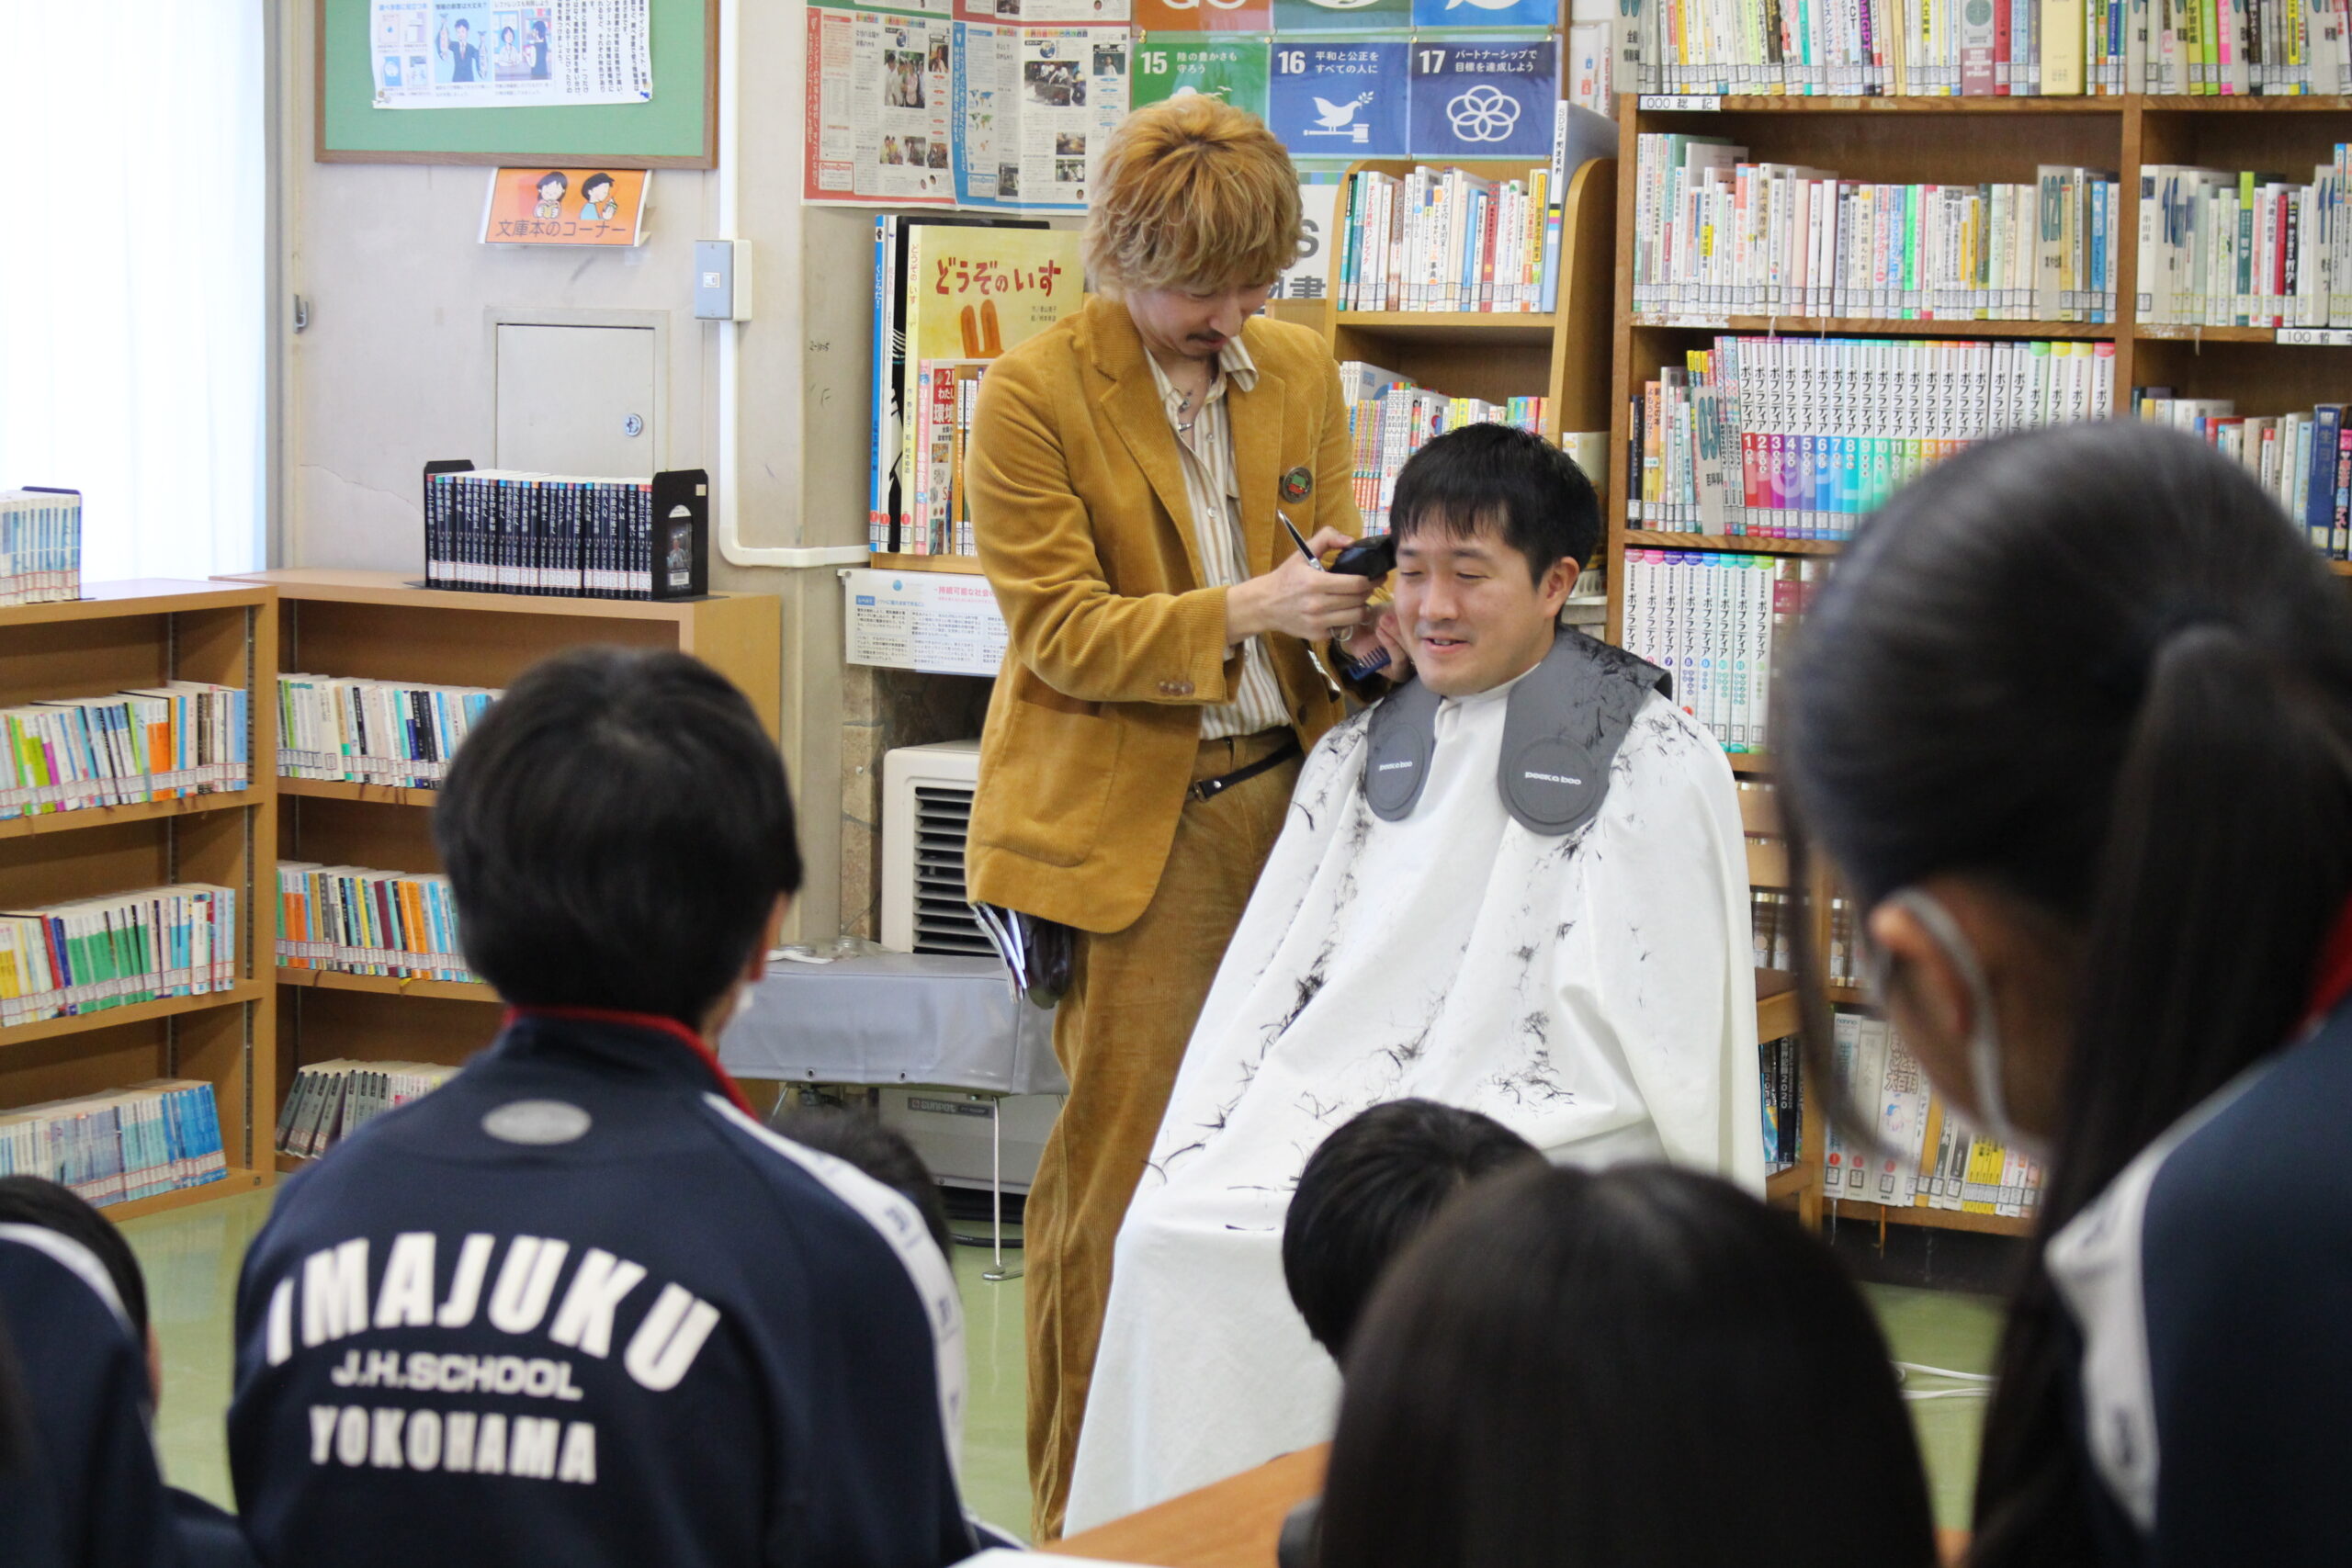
0;1176;148;1342
1389;423;1600;586
1777;421;2352;1568
536;171;567;195
532;17;548;35
1281;1099;1538;1361
451;17;469;28
583;172;615;197
769;1106;954;1258
434;648;802;1029
501;24;516;40
1319;1164;1935;1568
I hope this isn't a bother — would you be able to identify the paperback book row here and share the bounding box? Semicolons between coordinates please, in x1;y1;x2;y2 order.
1615;0;2352;95
277;863;475;986
0;886;241;1029
0;490;81;607
868;219;1085;553
2139;156;2352;327
2138;390;2352;556
422;466;710;601
1759;1032;1804;1174
1631;335;2118;537
1340;361;1554;533
1824;1009;2044;1219
0;682;248;820
0;1079;228;1208
1338;164;1567;314
277;675;498;791
276;1059;458;1160
1619;549;1829;753
1634;140;2124;322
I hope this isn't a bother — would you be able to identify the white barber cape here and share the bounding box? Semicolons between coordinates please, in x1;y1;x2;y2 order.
1064;671;1762;1532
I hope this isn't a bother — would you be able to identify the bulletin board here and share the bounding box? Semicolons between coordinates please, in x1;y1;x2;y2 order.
316;0;718;167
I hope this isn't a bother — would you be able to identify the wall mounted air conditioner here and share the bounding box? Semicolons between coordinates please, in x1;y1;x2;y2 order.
881;739;991;956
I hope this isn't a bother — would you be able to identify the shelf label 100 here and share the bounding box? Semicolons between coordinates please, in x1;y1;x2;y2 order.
2278;328;2352;347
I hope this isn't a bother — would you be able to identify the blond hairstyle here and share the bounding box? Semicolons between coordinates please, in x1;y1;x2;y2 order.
1083;96;1303;296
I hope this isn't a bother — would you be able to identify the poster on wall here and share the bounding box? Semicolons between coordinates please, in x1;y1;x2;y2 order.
1134;0;1274;33
805;5;959;205
1130;36;1272;115
370;0;654;107
952;24;1130;209
842;569;1010;675
955;0;1132;22
1267;39;1408;157
1267;176;1341;300
1409;0;1562;28
480;166;652;243
1408;35;1555;157
1270;0;1414;36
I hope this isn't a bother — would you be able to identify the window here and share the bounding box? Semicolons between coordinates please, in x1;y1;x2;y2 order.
0;0;267;583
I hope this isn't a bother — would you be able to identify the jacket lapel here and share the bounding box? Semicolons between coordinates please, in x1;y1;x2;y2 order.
1083;298;1211;589
1227;342;1285;579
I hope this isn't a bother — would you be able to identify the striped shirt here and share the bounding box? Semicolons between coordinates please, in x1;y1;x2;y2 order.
1147;338;1289;740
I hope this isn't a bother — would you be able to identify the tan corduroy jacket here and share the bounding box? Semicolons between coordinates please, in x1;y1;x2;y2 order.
966;295;1363;934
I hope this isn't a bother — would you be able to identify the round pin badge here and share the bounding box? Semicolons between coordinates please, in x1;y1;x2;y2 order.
1280;466;1314;504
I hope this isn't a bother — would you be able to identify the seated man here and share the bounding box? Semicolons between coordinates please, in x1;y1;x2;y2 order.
228;649;974;1568
1066;423;1762;1529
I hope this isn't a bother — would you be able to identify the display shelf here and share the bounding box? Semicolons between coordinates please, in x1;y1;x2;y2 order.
0;981;268;1050
1623;531;1846;556
276;965;494;1004
0;789;261;841
2134;323;2279;342
1828;1194;2035;1237
1331;312;1561;345
109;1166;272;1223
865;554;987;575
279;777;444;809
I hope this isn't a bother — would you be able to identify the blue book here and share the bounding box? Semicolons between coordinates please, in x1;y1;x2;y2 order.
2307;405;2344;553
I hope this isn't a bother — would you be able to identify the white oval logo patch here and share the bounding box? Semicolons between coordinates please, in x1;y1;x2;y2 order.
482;1100;593;1145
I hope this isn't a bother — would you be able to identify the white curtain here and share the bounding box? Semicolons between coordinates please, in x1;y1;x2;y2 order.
0;0;267;584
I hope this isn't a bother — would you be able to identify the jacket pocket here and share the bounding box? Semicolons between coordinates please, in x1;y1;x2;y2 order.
977;699;1125;869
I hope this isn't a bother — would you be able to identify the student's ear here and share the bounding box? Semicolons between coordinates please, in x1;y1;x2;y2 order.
743;896;790;983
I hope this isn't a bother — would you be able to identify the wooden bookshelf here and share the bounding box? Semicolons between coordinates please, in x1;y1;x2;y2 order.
0;581;278;1217
866;554;986;575
219;570;783;1143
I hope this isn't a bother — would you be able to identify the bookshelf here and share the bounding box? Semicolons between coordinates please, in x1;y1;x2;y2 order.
1609;92;2352;1241
220;569;781;1169
0;580;277;1221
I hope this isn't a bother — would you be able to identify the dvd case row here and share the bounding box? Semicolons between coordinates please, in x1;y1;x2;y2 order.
423;466;709;600
276;1059;458;1160
0;682;248;818
0;490;81;607
0;1079;228;1207
277;863;473;985
2138;391;2352;557
1759;1032;1804;1173
0;886;241;1029
1633;335;2117;537
1617;0;2352;95
1621;549;1828;753
2139;156;2352;328
1338;164;1565;315
1634;141;2123;322
277;675;498;790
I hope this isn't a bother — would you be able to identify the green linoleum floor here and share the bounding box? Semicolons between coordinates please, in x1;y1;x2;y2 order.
118;1188;2001;1538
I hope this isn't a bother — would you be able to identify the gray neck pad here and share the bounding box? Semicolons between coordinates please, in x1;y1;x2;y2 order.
1363;629;1672;836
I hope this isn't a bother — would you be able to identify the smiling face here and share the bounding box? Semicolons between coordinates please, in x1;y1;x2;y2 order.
1123;279;1273;371
1392;514;1578;697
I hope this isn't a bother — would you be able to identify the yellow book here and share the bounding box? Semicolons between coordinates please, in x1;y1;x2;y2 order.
1962;1132;2007;1213
2042;0;2086;91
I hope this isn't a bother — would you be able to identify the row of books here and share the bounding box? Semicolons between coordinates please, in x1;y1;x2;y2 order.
1622;551;1829;752
2138;158;2352;327
423;468;668;598
1339;362;1554;534
0;490;80;606
0;886;240;1029
1751;889;1867;979
276;863;474;985
0;1079;228;1208
1632;336;2118;537
1616;0;2352;95
900;359;993;558
2138;391;2352;556
277;674;499;790
1759;1032;1804;1173
1337;164;1566;315
276;1059;458;1159
1823;1010;2044;1218
0;682;249;819
1634;141;2124;322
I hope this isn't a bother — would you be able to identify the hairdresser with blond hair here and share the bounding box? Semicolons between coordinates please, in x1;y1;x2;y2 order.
965;96;1388;1539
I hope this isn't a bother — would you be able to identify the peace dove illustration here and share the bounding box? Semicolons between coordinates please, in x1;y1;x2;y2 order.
1310;91;1374;129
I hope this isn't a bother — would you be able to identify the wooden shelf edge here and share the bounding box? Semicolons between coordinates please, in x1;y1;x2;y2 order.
107;1165;273;1224
217;570;729;622
277;966;496;1004
0;581;272;628
1335;311;1559;331
2333;560;2352;578
864;555;987;575
1728;750;1775;776
0;981;266;1049
279;776;443;808
1623;530;1846;556
1634;314;2114;339
0;788;263;840
1766;1164;1816;1201
1827;1195;2037;1236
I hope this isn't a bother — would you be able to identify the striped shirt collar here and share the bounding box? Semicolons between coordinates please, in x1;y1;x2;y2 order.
1144;333;1260;411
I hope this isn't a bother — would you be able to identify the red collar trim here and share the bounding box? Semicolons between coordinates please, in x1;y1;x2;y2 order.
504;1005;755;1116
2302;893;2352;1034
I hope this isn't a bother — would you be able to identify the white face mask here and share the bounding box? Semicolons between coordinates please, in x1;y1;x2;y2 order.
1873;888;2045;1158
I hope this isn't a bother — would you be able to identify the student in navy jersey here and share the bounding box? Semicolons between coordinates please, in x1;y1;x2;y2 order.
229;649;975;1568
1781;422;2352;1568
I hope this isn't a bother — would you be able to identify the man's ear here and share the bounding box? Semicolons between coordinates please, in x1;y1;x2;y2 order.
1538;555;1581;619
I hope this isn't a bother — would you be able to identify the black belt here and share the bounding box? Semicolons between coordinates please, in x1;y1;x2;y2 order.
1189;737;1303;802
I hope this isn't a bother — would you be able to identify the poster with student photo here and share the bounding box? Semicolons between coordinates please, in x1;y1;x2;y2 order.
1267;39;1408;158
1407;35;1555;158
1129;36;1272;119
803;4;957;204
954;0;1131;23
373;0;650;107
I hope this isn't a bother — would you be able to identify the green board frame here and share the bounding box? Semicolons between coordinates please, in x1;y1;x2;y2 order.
317;0;717;167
